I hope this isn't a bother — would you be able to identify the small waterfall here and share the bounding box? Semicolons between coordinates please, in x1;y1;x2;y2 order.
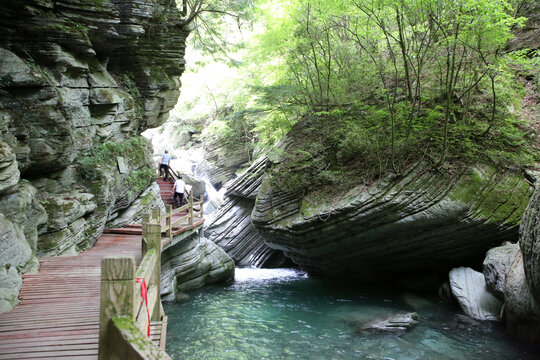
168;154;224;215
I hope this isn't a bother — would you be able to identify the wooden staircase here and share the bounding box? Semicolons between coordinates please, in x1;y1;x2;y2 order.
156;178;175;207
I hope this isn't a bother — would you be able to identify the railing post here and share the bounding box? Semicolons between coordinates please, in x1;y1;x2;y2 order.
166;205;172;241
200;195;204;218
99;256;136;360
189;190;193;225
141;213;150;257
151;207;161;224
147;223;162;321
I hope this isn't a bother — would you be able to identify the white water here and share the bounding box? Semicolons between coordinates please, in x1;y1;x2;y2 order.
234;267;308;283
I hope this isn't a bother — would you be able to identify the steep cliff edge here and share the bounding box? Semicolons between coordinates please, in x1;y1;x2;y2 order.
0;0;189;313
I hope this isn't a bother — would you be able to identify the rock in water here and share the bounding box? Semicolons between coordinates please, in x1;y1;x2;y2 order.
349;312;419;333
160;232;235;301
483;243;520;300
449;267;502;321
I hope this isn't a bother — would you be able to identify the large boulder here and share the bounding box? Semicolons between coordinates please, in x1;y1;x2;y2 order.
0;214;36;313
449;267;502;321
483;243;521;300
0;214;32;272
252;162;531;281
0;266;22;314
0;182;47;252
161;234;235;301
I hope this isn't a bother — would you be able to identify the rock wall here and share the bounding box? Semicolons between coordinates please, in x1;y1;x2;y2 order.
491;184;540;344
0;0;190;313
252;153;532;281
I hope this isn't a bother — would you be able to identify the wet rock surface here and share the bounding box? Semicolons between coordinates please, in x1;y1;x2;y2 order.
449;267;502;321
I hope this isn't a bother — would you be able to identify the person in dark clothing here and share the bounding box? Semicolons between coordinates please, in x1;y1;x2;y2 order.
160;150;171;181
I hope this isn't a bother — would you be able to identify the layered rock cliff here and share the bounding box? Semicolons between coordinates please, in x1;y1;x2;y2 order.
0;0;189;312
205;156;290;268
251;119;532;282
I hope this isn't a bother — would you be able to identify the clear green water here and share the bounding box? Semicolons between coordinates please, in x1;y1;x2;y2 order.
164;268;538;360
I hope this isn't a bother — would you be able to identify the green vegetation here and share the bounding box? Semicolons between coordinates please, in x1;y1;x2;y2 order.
124;168;155;198
78;136;151;180
119;73;145;118
175;0;539;196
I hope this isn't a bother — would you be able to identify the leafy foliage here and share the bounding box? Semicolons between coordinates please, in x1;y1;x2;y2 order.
176;0;539;191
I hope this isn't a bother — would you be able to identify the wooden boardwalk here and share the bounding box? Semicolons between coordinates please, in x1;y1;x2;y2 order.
0;177;200;359
0;234;145;359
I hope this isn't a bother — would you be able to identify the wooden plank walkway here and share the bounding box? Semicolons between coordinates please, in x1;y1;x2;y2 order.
0;234;144;359
0;177;200;359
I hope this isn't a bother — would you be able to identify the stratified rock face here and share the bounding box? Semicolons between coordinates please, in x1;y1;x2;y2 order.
252;161;531;281
503;251;540;344
107;182;165;228
0;214;32;312
196;136;251;190
498;184;540;344
161;233;235;301
205;157;290;268
0;0;189;313
519;184;540;303
483;243;520;300
449;267;502;321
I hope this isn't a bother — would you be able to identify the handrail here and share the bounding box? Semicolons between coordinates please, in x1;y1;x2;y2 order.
99;210;166;360
164;190;204;242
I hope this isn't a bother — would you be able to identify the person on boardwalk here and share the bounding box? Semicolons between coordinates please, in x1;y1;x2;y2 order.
173;175;186;207
160;150;171;181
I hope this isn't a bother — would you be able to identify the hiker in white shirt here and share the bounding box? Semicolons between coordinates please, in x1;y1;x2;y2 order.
160;150;171;181
173;176;186;206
